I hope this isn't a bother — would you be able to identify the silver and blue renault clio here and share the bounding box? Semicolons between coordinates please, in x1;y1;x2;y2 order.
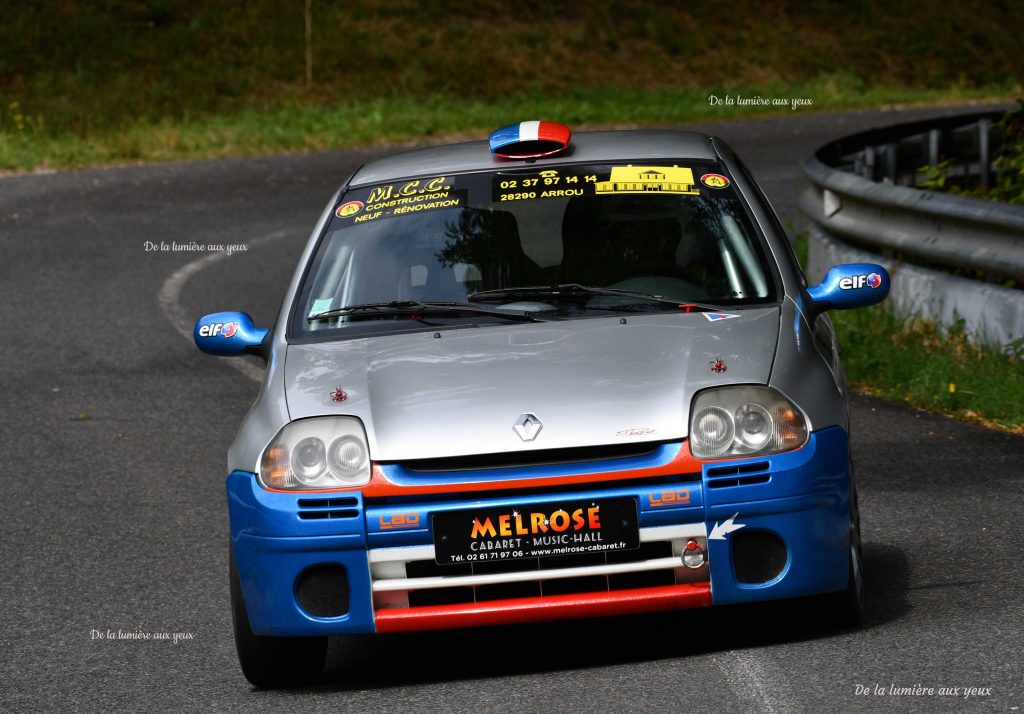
195;121;890;687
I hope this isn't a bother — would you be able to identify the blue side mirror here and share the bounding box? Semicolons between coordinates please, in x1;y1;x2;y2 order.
807;263;890;315
194;312;270;360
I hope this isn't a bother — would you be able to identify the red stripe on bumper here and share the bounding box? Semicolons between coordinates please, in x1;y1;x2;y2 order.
374;583;712;633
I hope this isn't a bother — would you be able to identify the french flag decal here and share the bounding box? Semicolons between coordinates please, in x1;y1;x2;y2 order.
488;121;572;158
704;312;740;321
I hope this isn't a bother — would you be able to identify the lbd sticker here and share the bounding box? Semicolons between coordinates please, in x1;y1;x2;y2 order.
336;200;363;217
700;173;730;189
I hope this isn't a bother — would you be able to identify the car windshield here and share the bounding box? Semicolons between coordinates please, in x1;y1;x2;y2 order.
291;161;777;339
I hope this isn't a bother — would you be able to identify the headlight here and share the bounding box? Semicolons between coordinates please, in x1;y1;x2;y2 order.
689;386;807;459
259;417;371;490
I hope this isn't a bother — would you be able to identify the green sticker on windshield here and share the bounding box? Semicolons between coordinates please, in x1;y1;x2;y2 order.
309;298;333;316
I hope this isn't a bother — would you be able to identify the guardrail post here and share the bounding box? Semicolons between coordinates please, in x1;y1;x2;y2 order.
978;118;991;189
884;143;897;184
928;129;941;166
862;146;875;181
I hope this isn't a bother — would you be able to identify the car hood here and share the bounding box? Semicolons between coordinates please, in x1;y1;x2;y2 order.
284;308;780;461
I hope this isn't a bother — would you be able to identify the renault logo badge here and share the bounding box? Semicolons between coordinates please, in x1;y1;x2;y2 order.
513;413;543;441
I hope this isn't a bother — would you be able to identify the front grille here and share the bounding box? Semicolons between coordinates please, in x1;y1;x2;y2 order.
368;525;708;610
402;542;674;606
706;473;770;488
705;461;770;489
389;442;666;473
297;496;359;520
366;472;699;507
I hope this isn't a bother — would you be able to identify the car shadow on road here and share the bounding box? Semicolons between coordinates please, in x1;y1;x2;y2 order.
273;541;910;693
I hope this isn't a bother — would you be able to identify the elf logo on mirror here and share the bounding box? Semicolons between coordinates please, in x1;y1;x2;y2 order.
198;322;237;338
839;273;881;290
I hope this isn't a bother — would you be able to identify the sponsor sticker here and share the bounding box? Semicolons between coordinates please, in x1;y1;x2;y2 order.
839;272;882;290
700;173;730;189
379;512;421;530
492;167;596;202
433;498;639;564
595;165;699;195
198;322;237;338
647;489;691;508
335;177;465;224
336;200;363;217
491;164;722;202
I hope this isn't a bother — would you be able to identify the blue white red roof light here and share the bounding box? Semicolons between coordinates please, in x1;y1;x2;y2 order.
488;121;572;159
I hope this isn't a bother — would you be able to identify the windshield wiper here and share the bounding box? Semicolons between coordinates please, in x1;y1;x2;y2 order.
307;300;543;323
468;284;721;312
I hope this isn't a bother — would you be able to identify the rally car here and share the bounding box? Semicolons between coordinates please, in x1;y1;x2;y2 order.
195;121;890;688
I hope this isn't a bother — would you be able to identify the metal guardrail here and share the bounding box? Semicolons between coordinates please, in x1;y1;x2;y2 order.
799;110;1024;346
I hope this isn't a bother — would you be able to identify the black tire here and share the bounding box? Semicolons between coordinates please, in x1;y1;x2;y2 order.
813;484;864;629
844;464;865;627
230;546;328;688
837;530;865;627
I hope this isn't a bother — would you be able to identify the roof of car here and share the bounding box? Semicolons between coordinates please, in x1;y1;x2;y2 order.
349;130;720;187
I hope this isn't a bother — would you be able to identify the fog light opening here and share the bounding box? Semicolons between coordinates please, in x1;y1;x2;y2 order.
732;530;788;584
295;563;350;618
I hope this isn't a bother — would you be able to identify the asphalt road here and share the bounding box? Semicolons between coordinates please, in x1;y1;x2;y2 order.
1;104;1021;713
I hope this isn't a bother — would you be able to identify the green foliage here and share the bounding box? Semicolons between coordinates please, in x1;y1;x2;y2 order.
1;83;1018;172
831;305;1024;432
915;158;956;190
0;1;1023;170
914;101;1024;205
988;101;1024;205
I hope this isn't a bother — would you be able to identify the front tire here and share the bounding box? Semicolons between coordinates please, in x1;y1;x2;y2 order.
837;533;865;627
843;471;865;626
230;546;328;688
814;487;864;628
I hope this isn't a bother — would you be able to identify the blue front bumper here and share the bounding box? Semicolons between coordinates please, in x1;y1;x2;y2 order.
228;426;851;636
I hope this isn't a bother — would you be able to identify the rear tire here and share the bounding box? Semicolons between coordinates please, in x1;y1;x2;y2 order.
230;546;328;688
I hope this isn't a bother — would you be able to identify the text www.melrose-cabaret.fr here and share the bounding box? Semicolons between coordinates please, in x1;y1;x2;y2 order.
450;540;630;562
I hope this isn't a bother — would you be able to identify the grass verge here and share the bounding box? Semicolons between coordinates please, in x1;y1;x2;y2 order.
832;307;1024;433
1;81;1018;173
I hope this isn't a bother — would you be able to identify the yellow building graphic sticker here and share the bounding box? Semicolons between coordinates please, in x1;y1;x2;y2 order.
595;165;699;195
